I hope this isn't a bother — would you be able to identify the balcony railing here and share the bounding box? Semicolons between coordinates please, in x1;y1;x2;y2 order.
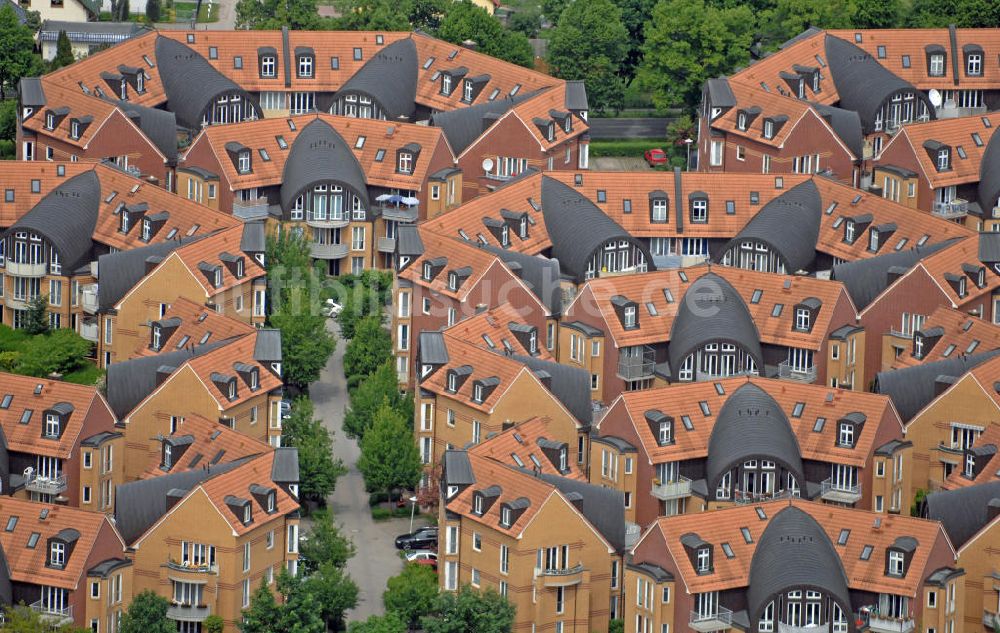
732;489;793;505
625;522;641;549
984;610;998;630
24;473;67;495
233;199;270;221
79;320;99;342
779;622;831;633
778;361;817;382
484;172;513;182
309;242;349;260
377;237;396;253
534;564;585;587
651;477;692;501
81;284;99;314
166;603;212;622
888;328;913;339
5;260;48;277
166;558;219;574
932;199;969;219
689;606;733;632
936;103;987;119
305;214;350;229
864;613;915;633
618;345;655;381
820;478;862;504
378;205;418;223
30;600;72;623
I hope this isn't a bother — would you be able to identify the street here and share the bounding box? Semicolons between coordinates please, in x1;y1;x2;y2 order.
308;319;417;622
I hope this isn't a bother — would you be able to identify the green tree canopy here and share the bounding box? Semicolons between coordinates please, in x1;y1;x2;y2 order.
906;0;1000;27
348;613;408;633
240;581;282;633
299;508;355;575
276;570;326;633
236;0;330;29
613;0;656;80
282;397;346;503
335;0;411;30
757;0;857;50
637;0;754;111
343;315;391;382
358;401;422;503
302;562;359;629
51;31;75;70
120;590;174;633
23;295;49;336
546;0;629;114
420;585;515;633
1;604;90;632
383;563;439;629
344;359;409;439
851;0;901;27
437;1;533;68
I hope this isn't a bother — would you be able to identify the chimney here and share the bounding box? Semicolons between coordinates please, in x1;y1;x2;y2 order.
165;488;186;511
461;39;477;51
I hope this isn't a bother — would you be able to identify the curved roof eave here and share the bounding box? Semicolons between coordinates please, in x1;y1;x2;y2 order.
979;130;1000;209
279;118;369;211
724;179;822;272
334;38;418;120
155;36;250;129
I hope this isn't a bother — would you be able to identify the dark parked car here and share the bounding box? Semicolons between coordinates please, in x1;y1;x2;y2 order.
395;527;438;550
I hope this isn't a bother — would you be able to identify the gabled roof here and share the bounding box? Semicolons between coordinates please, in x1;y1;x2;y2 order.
279;117;369;211
182;332;283;408
430;93;532;154
421;337;531;413
892;305;1000;368
875;348;1000;422
441;304;554;360
96;238;195;310
143;413;270;478
832;238;959;310
885;113;999;189
0;373;111;459
397;227;505;301
532;470;627;551
479;245;562;316
924;480;1000;549
469;417;585;480
509;86;588;151
197;450;299;535
980;121;1000;211
108;97;179;162
509;354;592;427
0;498;122;591
171;224;267;297
19;81;119;150
941;423;1000;490
133;297;255;359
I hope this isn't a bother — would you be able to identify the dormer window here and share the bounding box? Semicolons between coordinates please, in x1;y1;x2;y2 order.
528;329;537;354
937;148;949;171
120;211;130;233
298;54;313;78
794;308;810;331
500;505;511;527
398;152;413;174
163;443;172;468
651;197;668;223
137;73;144;92
120;78;127;100
44;413;60;438
563;116;571;133
261;55;276;77
463;79;474;102
763;119;774;139
238;151;251;174
978;268;986;288
500;223;509;246
914;335;924;358
519;215;528;238
929;53;945;76
45;112;55;130
473;494;483;515
958;276;966;297
267;491;275;512
473;383;484;403
228;380;237;400
422;262;432;281
70;120;80;139
250;368;259;390
737;111;747;130
838;422;854;447
887;550;905;576
447;372;457;392
967;53;982;76
50;542;65;567
152;326;162;350
869;228;879;252
812;72;820;92
441;74;452;95
214;268;223;288
964;451;975;477
235;258;244;278
844;220;856;244
658;419;672;445
696;547;710;573
243;504;251;524
141;218;152;242
547;123;554;141
797;78;805;99
624;305;636;328
690;197;708;223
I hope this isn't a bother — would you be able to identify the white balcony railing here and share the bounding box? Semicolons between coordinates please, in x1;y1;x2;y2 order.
932;199;969;219
5;261;48;277
377;237;396;253
233;199;270;221
865;614;915;633
779;622;831;633
690;606;733;632
24;473;67;495
778;361;817;382
79;320;99;342
30;600;72;623
81;284;99;314
820;478;862;503
309;242;349;260
651;477;692;501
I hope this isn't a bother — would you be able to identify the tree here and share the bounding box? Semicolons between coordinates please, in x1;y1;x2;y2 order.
0;5;43;101
240;581;282;633
756;0;856;50
358;401;421;505
613;0;656;81
120;591;174;633
609;620;624;633
235;0;329;31
302;562;359;629
507;8;540;37
437;1;534;68
343;360;409;439
276;570;326;633
0;99;17;143
0;605;90;631
203;616;224;633
145;0;162;22
906;0;1000;27
420;585;515;633
343;315;392;382
348;614;408;633
299;508;355;575
282;397;346;503
383;563;439;629
546;0;629;114
23;295;49;336
852;0;901;27
408;0;448;30
335;0;410;30
540;0;568;22
16;328;93;377
637;0;753;111
51;31;75;70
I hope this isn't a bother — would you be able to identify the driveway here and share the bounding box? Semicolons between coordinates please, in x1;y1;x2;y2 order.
308;319;418;622
154;0;237;29
591;156;651;171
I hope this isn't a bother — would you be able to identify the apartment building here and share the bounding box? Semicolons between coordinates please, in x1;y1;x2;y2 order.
625;500;963;633
874;113;999;225
0;161;242;338
180;115;461;272
114;450;300;633
38;21;148;63
0;497;132;631
11;0;98;22
835;232;1000;381
924;481;1000;632
392;224;559;385
105;329;284;480
699;76;861;182
890;305;1000;369
89;222;267;367
139;412;271;479
440;450;628;632
591;377;909;526
414;328;591;469
876;350;1000;493
0;373;123;512
558;266;860;404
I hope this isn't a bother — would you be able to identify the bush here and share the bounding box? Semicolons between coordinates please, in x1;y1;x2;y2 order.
589;138;667;158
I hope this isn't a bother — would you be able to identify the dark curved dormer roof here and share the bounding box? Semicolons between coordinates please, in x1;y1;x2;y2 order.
5;170;101;270
430;92;534;155
705;383;803;491
280;118;369;211
924;480;1000;548
539;176;651;282
979;129;1000;212
747;505;851;622
825;34;930;134
723;179;822;273
335;38;417;120
874;348;1000;422
154;36;247;129
668;273;763;374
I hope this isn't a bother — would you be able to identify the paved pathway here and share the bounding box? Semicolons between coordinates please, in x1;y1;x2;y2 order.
308;320;414;622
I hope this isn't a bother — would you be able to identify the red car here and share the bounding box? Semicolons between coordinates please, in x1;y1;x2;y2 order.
644;148;668;167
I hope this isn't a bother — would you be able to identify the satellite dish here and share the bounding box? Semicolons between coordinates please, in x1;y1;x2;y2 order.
482;158;494;172
928;89;942;108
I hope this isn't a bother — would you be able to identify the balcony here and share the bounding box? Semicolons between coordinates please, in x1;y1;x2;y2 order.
484;172;513;182
79;319;98;342
778;361;817;383
864;614;915;633
651;477;692;501
6;260;48;277
167;603;212;622
24;473;67;495
378;205;418;223
618;346;655;381
936;103;987;119
233;199;270;221
81;284;99;314
984;611;998;630
305;214;350;229
779;623;830;633
821;478;862;504
625;522;641;549
534;564;585;587
689;606;733;632
932;199;969;219
377;237;396;253
30;600;72;625
309;242;349;260
733;489;792;505
166;559;219;575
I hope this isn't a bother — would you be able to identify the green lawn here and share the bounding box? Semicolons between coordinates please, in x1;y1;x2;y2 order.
63;364;105;387
173;0;218;22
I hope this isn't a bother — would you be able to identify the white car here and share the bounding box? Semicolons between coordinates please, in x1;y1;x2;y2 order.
322;299;343;318
404;550;437;563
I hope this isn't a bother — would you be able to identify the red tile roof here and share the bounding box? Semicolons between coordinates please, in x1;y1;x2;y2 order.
442;303;553;360
196;451;298;536
170;224;266;297
132;297;255;359
182;332;282;409
469;417;585;480
398;226;506;301
881;113;999;188
891;305;1000;368
142;413;270;478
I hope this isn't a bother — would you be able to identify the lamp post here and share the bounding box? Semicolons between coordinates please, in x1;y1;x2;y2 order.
408;495;419;533
684;138;694;170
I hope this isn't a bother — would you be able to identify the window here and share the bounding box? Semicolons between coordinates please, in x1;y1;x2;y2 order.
623;306;636;328
243;542;251;572
844;220;855;243
651;198;667;222
709;141;723;166
930;54;944;76
50;541;65;566
927;591;937;608
838;422;854;446
399;152;413;173
691;199;707;223
696;547;710;572
238;151;251;173
763;120;774;139
44;413;60;437
888;550;905;576
298;55;313;78
937;148;949;170
441;74;452;95
795;308;810;331
967;53;982;76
